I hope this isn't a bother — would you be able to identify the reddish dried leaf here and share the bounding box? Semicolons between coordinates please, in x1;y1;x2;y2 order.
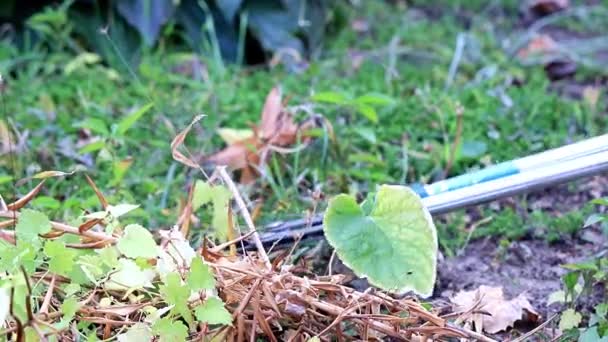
206;138;258;170
78;218;103;234
260;87;284;141
7;180;45;210
85;174;108;209
517;34;557;59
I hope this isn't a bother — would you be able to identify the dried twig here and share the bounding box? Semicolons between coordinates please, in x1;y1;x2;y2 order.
0;211;117;243
217;166;271;270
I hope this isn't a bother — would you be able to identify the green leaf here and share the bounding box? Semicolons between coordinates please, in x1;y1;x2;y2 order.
116;0;175;46
187;257;215;291
0;240;39;273
559;308;582;331
104;258;156;291
16;209;52;243
591;198;608;206
579;326;608;342
216;0;242;22
79;140;106;154
63;52;101;75
355;103;378;123
98;246;119;268
115;102;154;136
311;91;349;104
63;283;81;297
192;180;213;211
194;297;232;326
160;273;193;326
31;196;61;210
152;318;188;342
74;117;109;136
117;323;153;342
77;254;106;283
192;181;233;241
563;271;580;292
323;185;438;297
44;240;77;277
546;290;566;305
210;185;233;242
117;224;159;259
108;204;140;218
355;93;395;106
585;214;605;227
61;297;81;320
460;141;488;159
0;286;9;324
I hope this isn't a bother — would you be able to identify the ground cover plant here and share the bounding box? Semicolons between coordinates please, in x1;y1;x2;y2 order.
1;0;608;340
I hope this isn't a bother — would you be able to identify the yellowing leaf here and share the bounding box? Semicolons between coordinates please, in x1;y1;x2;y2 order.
217;128;254;145
323;185;437;297
559;308;582;331
64;52;101;75
32;170;77;179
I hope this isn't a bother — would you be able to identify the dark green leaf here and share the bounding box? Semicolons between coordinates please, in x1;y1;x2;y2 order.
116;102;154;136
116;0;175;46
216;0;242;23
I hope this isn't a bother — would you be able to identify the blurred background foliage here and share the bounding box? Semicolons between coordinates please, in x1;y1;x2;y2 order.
0;0;340;71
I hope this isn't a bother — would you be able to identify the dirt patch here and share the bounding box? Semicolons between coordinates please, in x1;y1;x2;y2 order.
436;235;604;316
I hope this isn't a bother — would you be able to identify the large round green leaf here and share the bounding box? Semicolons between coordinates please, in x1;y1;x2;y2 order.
323;185;438;297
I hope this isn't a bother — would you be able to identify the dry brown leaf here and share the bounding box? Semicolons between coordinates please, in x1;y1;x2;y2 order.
202;87;314;184
529;0;569;16
94;303;145;317
517;34;558;59
85;174;108;209
7;180;46;210
583;86;601;109
260;87;284;141
171;114;205;169
451;285;540;334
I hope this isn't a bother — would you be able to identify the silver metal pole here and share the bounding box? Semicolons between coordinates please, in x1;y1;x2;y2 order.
254;151;608;246
424;151;608;214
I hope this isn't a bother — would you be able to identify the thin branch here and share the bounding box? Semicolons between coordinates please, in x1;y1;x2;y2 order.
0;211;117;243
217;166;271;270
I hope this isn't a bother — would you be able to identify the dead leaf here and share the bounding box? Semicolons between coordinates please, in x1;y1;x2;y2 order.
529;0;569;16
171;114;205;169
202;87;317;184
517;35;558;59
351;19;370;33
85;174;108;209
451;285;540;334
545;59;577;81
583;86;601;109
7;180;46;210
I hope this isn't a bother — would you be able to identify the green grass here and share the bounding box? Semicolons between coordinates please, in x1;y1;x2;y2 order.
0;1;606;254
